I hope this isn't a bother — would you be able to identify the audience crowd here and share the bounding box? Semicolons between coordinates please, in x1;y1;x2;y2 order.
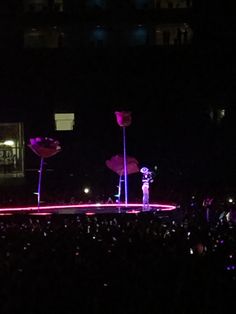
0;197;236;313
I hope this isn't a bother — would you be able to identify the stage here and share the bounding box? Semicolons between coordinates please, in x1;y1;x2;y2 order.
0;202;177;216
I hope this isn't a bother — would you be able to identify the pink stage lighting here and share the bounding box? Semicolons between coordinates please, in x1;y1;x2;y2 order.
0;202;176;214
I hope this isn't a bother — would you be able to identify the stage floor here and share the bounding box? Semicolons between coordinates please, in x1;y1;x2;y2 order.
0;202;176;216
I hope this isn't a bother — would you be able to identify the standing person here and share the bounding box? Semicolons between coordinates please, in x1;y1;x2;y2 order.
140;167;154;210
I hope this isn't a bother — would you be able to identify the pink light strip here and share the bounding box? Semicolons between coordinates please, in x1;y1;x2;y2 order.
0;203;176;213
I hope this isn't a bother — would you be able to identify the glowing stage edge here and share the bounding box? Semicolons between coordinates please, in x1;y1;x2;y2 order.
0;202;176;213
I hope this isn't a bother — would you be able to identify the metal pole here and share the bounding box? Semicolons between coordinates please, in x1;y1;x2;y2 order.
118;175;122;204
123;126;128;206
37;157;44;210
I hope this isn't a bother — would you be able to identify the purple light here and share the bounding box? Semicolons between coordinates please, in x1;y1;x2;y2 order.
0;202;176;213
28;212;52;216
0;213;13;216
126;210;141;214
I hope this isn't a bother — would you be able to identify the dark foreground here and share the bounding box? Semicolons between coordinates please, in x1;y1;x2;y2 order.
0;206;236;314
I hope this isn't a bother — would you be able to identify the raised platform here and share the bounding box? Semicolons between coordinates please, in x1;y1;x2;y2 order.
0;202;176;216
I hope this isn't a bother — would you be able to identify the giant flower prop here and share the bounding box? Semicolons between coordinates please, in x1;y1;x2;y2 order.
106;154;139;176
115;111;132;127
28;137;61;209
114;111;132;205
28;137;61;158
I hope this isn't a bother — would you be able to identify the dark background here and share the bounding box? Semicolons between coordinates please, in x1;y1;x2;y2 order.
0;0;236;204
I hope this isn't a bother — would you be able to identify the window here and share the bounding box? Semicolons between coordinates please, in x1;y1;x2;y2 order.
54;0;63;12
209;108;226;124
54;113;75;131
24;0;64;12
0;123;24;178
133;0;150;9
24;29;44;48
128;26;148;46
89;26;108;47
24;26;64;48
155;23;192;45
153;0;192;9
86;0;107;9
24;0;47;12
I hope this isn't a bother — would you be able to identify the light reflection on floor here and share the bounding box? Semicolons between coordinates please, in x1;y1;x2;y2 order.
0;202;176;215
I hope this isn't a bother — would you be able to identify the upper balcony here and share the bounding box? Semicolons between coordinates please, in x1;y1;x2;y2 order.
22;0;193;30
23;22;193;49
23;0;64;13
22;0;192;14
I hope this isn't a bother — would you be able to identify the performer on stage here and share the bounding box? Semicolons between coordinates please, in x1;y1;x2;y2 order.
140;167;154;210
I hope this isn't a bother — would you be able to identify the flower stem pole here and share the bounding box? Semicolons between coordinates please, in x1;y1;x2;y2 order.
28;137;61;209
123;126;128;206
115;111;132;206
118;175;122;204
37;157;44;210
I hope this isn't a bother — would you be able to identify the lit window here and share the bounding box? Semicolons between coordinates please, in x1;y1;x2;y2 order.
0;123;24;178
154;23;192;45
154;0;192;9
209;107;226;123
54;113;75;131
219;109;225;119
24;27;63;48
216;109;226;123
24;0;64;12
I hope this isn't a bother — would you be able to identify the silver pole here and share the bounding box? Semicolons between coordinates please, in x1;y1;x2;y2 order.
123;126;128;206
118;175;122;204
37;157;44;210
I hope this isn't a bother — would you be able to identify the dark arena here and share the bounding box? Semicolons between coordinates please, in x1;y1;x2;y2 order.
1;0;236;313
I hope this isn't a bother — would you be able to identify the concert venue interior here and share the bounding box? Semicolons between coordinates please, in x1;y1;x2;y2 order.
1;1;236;313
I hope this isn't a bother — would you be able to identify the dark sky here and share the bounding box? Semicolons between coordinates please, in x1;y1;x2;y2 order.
0;2;236;201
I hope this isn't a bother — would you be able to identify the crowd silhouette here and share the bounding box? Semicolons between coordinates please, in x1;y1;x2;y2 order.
0;198;236;313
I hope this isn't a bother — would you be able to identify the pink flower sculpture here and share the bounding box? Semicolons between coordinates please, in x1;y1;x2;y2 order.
106;154;139;176
28;137;61;158
28;137;61;209
115;111;132;127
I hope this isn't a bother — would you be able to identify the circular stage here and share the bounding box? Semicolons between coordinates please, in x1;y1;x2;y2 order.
0;202;176;215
